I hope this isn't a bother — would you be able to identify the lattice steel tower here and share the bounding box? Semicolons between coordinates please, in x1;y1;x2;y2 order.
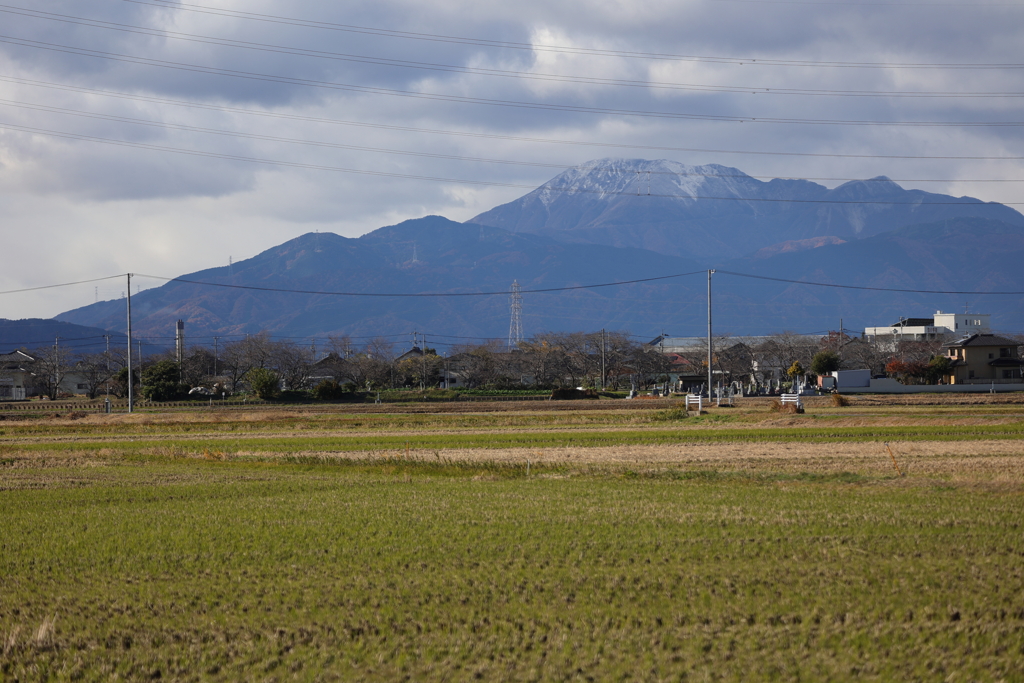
508;280;523;350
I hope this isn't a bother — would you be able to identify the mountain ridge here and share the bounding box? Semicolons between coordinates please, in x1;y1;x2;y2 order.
468;159;1024;261
52;160;1024;341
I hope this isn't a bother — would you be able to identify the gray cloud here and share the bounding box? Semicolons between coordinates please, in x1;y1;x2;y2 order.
1;0;1022;319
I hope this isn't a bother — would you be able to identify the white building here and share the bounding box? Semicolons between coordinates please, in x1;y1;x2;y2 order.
864;311;990;344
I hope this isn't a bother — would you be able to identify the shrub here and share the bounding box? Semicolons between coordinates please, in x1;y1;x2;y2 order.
312;379;345;401
550;388;599;400
246;368;280;400
141;360;189;402
651;406;689;421
811;351;841;376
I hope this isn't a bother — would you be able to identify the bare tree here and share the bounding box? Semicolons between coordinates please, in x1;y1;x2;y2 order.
357;337;397;389
272;340;315;391
450;341;504;388
516;337;564;387
180;347;216;388
29;344;75;399
75;353;116;399
220;333;275;392
628;344;671;390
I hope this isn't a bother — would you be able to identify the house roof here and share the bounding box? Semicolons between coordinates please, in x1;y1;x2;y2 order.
942;334;1021;349
890;318;934;327
0;350;35;362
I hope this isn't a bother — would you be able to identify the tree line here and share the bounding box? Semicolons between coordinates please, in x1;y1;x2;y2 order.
15;329;1022;400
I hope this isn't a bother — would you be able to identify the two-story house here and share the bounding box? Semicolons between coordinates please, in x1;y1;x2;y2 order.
941;334;1023;384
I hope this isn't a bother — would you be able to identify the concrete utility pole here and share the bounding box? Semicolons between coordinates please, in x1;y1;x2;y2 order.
138;339;144;400
421;335;427;389
839;317;844;361
126;273;133;413
707;269;715;398
601;329;606;390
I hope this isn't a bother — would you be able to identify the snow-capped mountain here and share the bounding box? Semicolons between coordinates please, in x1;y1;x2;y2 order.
469;159;1024;261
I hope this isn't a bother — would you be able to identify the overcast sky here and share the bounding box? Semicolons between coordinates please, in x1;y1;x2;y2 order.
1;0;1022;319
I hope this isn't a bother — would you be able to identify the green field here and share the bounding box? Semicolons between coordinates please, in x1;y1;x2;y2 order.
2;401;1024;681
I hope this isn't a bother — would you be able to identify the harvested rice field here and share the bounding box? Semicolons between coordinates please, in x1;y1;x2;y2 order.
1;395;1023;681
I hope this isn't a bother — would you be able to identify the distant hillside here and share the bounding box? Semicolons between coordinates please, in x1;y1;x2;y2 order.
55;216;705;340
54;215;1024;340
713;217;1024;333
0;319;127;354
468;159;1024;262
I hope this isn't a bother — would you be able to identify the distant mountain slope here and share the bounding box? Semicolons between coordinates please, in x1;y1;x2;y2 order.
56;216;705;340
0;319;126;353
468;159;1024;261
54;215;1024;341
714;217;1024;333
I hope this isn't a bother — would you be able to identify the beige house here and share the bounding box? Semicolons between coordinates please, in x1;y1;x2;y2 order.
942;334;1023;384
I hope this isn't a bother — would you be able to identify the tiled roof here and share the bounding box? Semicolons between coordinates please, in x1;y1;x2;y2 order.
942;334;1021;349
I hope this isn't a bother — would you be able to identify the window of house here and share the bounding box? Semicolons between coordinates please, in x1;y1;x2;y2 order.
989;353;994;359
969;370;975;379
1000;348;1010;358
1003;370;1012;379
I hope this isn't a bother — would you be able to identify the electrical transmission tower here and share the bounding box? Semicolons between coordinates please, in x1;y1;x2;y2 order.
508;280;523;350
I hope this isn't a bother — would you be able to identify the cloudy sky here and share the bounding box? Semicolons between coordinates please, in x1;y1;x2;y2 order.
1;0;1022;319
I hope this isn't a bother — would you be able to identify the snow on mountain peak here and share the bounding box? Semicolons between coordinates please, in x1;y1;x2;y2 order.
534;158;754;206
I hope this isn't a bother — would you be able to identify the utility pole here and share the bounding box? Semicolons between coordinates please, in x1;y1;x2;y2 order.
104;334;110;399
839;317;844;361
601;329;606;390
138;339;144;401
53;335;59;399
126;273;133;413
213;336;219;377
707;269;715;398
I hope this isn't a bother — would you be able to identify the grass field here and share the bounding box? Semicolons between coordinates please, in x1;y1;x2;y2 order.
2;397;1023;681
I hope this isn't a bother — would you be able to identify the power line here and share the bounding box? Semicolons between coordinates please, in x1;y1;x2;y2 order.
7;267;1023;302
119;0;1024;69
134;271;709;296
6;75;1023;161
0;274;124;296
4;120;1024;204
716;270;1024;294
4;97;1023;184
2;35;1021;126
4;5;1021;98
